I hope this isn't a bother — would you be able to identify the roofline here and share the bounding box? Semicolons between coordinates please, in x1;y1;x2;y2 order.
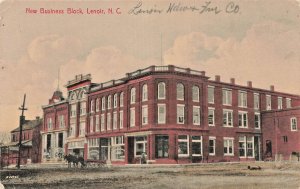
42;99;68;109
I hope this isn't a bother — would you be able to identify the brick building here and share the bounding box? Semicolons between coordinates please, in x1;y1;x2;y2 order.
42;65;300;164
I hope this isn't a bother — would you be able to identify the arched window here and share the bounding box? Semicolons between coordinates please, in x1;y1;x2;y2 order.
113;93;118;108
120;92;124;107
70;92;75;100
96;98;100;112
90;100;94;112
177;83;184;100
101;96;106;110
192;86;200;102
142;84;148;101
130;88;136;104
158;82;166;99
107;95;112;109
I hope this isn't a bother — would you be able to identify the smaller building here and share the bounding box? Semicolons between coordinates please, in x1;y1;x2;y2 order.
262;107;300;161
0;117;42;167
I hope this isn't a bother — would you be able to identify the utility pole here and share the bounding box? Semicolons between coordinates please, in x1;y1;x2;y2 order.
17;94;27;169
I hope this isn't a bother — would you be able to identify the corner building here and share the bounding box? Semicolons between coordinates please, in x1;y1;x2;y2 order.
86;65;300;164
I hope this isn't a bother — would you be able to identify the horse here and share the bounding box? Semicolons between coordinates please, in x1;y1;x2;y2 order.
64;154;86;168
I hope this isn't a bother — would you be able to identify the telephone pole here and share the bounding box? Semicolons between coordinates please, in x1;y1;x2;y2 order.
17;94;27;169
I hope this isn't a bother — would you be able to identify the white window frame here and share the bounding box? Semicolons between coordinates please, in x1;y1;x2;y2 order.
59;115;65;128
100;114;105;131
142;105;148;125
90;116;94;133
113;94;118;108
134;136;147;157
178;135;189;157
107;113;111;130
47;118;52;129
191;136;202;156
69;123;75;137
238;90;247;108
71;104;76;118
120;92;124;107
113;112;117;130
223;109;233;127
209;136;216;156
158;104;166;124
193;106;200;125
176;83;184;100
142;84;148;102
177;104;185;124
291;117;297;131
223;137;234;156
247;136;254;158
95;115;100;132
238;111;248;128
239;136;246;158
101;97;106;111
277;97;283;110
119;111;123;129
208;85;214;104
158;82;166;100
90;100;94;113
208;108;215;126
192;86;200;102
130;108;135;127
266;95;271;110
96;98;100;112
107;95;112;109
130;88;136;104
79;122;85;136
80;102;86;116
254;93;260;110
286;98;291;108
222;88;232;106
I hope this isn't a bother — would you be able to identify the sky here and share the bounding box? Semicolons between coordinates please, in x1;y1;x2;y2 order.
1;0;300;132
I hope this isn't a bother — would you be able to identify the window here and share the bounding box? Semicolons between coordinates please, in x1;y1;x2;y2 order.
208;86;214;104
113;112;117;130
208;108;215;126
224;138;234;156
130;88;136;104
96;98;100;112
107;113;111;130
223;109;233;127
101;97;106;110
107;95;112;109
177;83;184;100
90;100;94;113
90;116;94;133
222;89;232;106
135;136;147;157
120;92;124;107
130;108;135;127
238;91;247;108
192;136;202;156
58;133;63;148
158;104;166;124
95;115;100;132
80;102;86;115
71;104;76;117
254;93;260;110
111;136;124;160
79;122;85;136
142;84;148;101
113;94;118;108
47;118;52;129
283;136;288;143
247;137;254;157
177;105;185;124
142;105;148;125
178;135;189;157
254;113;260;129
286;98;291;108
266;95;271;110
100;114;105;131
291;117;297;131
193;106;200;125
156;135;169;158
59;115;65;128
209;137;216;156
158;82;166;99
192;86;200;102
239;136;246;157
238;111;248;128
69;123;75;137
239;136;254;158
119;111;123;129
277;97;283;109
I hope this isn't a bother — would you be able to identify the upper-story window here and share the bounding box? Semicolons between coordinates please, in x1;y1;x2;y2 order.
59;115;65;128
177;83;184;100
142;84;148;101
222;89;232;106
277;97;283;110
47;118;52;129
113;94;118;108
96;98;100;112
238;111;248;128
130;88;136;104
90;100;94;113
107;95;112;109
78;90;86;99
79;122;85;136
208;86;214;104
158;104;166;124
70;92;76;101
254;93;260;110
71;104;76;117
238;91;247;108
291;117;297;131
192;86;200;102
80;102;86;115
266;95;271;110
223;109;233;127
120;92;124;107
177;105;185;124
101;96;106;110
286;98;292;108
158;82;166;99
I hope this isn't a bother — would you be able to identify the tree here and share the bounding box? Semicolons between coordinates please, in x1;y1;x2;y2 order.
0;132;11;145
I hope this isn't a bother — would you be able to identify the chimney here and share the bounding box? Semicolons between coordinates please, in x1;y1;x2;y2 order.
270;85;275;91
215;75;221;82
247;81;252;88
230;78;235;85
201;71;206;76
